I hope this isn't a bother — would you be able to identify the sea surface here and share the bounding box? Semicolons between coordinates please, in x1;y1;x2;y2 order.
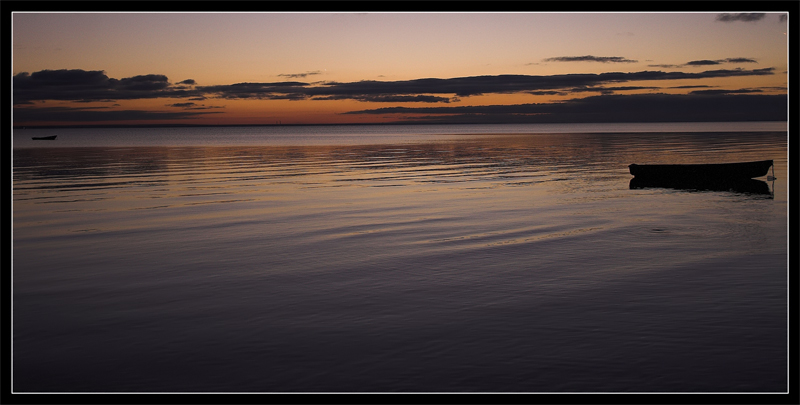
11;122;789;393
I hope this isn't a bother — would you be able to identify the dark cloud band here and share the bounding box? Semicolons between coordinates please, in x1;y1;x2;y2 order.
14;67;776;105
13;67;784;124
343;93;787;123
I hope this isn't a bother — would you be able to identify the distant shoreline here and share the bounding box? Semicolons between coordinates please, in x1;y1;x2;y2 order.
11;120;787;130
12;122;428;130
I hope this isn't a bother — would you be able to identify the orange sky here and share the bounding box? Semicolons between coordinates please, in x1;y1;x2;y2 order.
11;11;791;126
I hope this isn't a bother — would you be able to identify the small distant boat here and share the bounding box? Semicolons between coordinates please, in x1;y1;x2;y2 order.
32;135;57;140
629;160;773;182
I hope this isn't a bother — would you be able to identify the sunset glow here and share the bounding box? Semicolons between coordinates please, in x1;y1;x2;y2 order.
12;11;790;127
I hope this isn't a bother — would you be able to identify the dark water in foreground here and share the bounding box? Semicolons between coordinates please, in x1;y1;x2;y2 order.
12;124;788;393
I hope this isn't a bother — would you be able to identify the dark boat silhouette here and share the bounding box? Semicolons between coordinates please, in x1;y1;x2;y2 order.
628;159;774;196
32;135;57;140
628;160;773;182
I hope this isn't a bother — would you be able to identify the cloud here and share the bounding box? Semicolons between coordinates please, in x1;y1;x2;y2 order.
14;67;777;107
542;55;638;63
278;71;322;79
688;88;763;95
13;67;785;125
13;69;198;104
528;90;568;96
531;86;660;96
685;60;723;66
116;74;171;91
716;13;766;22
570;86;660;93
685;58;757;66
17;69;109;87
343;93;787;123
167;102;225;110
312;94;453;103
178;79;196;85
298;68;774;98
725;57;757;63
197;81;310;100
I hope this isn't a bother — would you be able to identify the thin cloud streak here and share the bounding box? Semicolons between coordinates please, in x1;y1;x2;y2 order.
312;94;453;103
725;57;758;63
716;13;766;22
166;102;225;110
685;60;727;66
688;88;763;95
542;55;638;63
651;58;757;68
13;106;221;122
278;71;323;79
529;86;660;96
685;58;757;66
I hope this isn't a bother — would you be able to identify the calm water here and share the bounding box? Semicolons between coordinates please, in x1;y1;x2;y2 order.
12;123;788;393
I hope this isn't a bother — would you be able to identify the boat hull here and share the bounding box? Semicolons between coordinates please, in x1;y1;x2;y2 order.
628;160;773;182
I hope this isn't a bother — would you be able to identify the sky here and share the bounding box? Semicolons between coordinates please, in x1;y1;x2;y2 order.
11;11;791;126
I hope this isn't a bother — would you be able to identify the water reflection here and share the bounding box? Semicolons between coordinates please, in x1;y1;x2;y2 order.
14;132;786;205
13;137;624;193
12;131;788;393
629;177;773;197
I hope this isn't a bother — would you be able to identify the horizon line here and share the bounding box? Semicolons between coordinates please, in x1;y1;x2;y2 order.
12;119;788;130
